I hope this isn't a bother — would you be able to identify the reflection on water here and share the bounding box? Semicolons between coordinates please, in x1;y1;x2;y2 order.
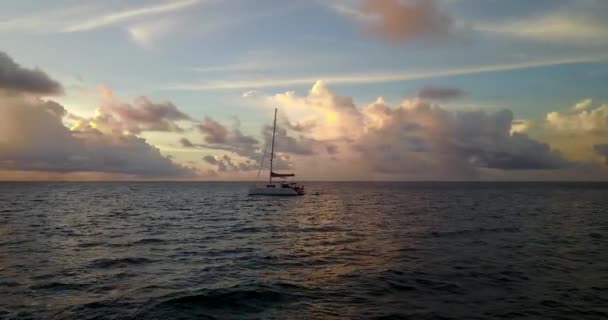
1;182;607;319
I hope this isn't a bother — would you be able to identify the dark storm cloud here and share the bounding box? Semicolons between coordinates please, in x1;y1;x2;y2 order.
0;51;64;95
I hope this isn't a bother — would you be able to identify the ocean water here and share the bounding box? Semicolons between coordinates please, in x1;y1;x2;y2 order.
0;182;607;320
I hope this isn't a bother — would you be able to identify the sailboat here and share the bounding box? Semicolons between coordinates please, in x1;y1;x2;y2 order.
248;109;305;196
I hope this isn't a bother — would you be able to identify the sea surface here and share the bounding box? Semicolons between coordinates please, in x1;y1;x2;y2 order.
1;182;607;319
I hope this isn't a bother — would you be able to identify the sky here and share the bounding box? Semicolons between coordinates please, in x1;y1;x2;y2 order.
1;0;608;181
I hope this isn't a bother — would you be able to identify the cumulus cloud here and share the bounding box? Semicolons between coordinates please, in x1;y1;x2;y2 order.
267;80;574;180
188;116;270;173
109;97;190;132
189;114;315;174
198;117;259;154
359;0;453;42
202;154;257;172
197;117;230;144
417;85;465;100
0;51;63;95
71;86;191;135
283;119;317;132
0;51;195;180
546;99;608;133
542;99;608;165
272;80;364;140
262;125;317;156
0;91;195;178
510;119;532;134
202;155;218;165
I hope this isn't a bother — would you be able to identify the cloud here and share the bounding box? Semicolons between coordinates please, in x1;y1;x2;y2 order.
540;99;608;165
71;85;191;134
202;155;218;165
271;80;364;140
242;90;259;98
510;119;532;134
0;4;94;33
417;85;465;100
546;99;608;133
179;137;195;148
327;1;367;22
190;115;311;173
63;0;201;32
266;81;574;180
0;51;63;95
475;10;608;45
359;0;453;42
594;144;608;164
326;144;339;155
194;49;339;75
106;97;191;132
0;91;195;179
197;117;230;144
0;1;201;35
262;125;317;156
191;117;266;168
128;18;181;48
0;51;195;180
283;119;317;132
168;54;608;90
202;154;257;172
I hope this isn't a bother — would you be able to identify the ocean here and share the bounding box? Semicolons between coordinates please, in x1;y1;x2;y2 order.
0;182;606;319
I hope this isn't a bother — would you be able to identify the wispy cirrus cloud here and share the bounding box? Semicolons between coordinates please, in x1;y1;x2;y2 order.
193;50;343;74
0;0;201;33
128;18;182;48
168;54;608;90
63;0;201;32
0;4;93;32
475;12;608;45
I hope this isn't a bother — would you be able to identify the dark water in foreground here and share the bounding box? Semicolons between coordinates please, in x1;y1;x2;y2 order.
1;182;607;319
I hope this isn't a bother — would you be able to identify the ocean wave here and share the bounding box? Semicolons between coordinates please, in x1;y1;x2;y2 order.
29;281;88;291
88;257;156;269
132;238;168;245
139;283;308;318
430;227;520;238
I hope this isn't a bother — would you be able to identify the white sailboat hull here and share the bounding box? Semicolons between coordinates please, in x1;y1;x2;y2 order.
248;187;299;196
248;183;304;196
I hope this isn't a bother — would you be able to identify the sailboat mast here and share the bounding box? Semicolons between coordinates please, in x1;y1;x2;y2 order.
269;108;277;183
